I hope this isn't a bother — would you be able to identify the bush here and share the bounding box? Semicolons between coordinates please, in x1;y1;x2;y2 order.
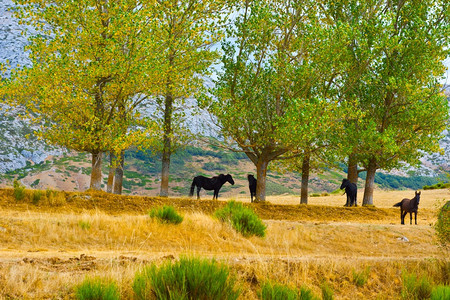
215;201;266;237
259;281;315;300
431;285;450;300
435;201;450;248
13;179;26;201
78;220;91;230
75;277;120;300
32;190;42;205
149;205;183;224
401;272;432;300
133;256;240;300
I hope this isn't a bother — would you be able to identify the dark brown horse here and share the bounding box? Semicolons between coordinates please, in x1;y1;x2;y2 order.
189;174;234;200
393;191;421;225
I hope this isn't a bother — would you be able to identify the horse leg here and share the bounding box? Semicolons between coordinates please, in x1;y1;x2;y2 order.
414;211;417;225
401;209;405;225
213;189;219;200
196;186;201;200
344;194;349;207
409;212;412;225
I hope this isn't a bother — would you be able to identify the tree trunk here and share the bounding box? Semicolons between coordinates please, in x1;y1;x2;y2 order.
90;151;103;191
362;158;377;206
106;152;115;193
160;87;173;197
113;151;124;195
300;153;310;204
255;158;269;202
347;153;358;184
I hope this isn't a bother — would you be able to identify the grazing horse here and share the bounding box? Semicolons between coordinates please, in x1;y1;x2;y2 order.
340;179;357;207
189;174;234;200
247;174;257;203
393;191;421;225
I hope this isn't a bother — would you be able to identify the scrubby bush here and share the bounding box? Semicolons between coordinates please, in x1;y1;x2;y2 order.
32;190;42;205
149;205;183;224
259;281;314;300
13;179;26;201
401;272;432;300
215;201;266;237
75;276;120;300
133;256;240;300
435;201;450;248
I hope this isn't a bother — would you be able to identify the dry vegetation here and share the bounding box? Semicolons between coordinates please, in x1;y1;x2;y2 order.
0;188;448;299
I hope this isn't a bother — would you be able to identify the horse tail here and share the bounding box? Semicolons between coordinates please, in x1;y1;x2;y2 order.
189;178;196;197
393;201;403;207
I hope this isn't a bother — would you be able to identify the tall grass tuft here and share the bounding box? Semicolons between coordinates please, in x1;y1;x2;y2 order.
431;285;450;300
401;272;432;300
149;205;183;224
132;256;240;300
321;282;334;300
259;281;315;300
13;179;26;201
352;267;371;287
215;201;266;237
75;276;120;300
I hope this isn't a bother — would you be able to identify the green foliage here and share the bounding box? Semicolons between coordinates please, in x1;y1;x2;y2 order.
30;179;40;188
423;182;450;190
78;220;91;231
352;267;371;287
431;285;450;300
434;201;450;248
215;201;266;237
320;282;334;300
32;190;42;205
13;179;26;201
401;272;432;300
259;281;315;300
149;206;183;224
132;256;240;300
75;276;120;300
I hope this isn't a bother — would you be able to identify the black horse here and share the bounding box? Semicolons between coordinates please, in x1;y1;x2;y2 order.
393;191;421;225
189;174;234;200
247;174;257;203
340;179;357;207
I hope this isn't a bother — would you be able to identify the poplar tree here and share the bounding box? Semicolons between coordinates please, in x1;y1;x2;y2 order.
5;0;159;190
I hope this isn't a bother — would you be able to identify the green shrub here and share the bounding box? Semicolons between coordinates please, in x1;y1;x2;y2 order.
133;256;240;300
13;179;26;201
431;285;450;300
352;267;371;287
215;201;266;237
75;276;120;300
32;190;42;205
149;205;183;224
259;281;315;300
78;220;91;230
401;272;432;300
435;201;450;248
321;282;334;300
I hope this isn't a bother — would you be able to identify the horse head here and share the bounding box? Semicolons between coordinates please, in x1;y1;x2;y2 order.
225;174;235;185
340;178;349;189
415;191;421;205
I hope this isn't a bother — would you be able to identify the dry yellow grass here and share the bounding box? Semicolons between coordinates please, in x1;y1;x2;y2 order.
0;188;448;299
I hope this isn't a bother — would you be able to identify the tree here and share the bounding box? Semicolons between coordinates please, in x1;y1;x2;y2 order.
5;0;159;190
348;0;450;205
150;0;230;197
207;0;350;201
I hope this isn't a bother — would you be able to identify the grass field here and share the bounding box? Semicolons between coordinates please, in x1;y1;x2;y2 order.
0;188;448;299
